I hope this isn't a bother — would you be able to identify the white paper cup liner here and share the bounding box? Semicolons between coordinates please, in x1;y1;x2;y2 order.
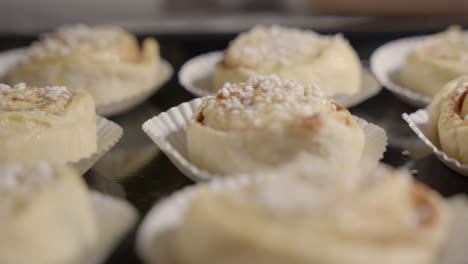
179;51;382;108
0;48;173;117
136;174;468;264
403;109;468;176
142;97;388;182
81;191;138;264
370;36;432;107
73;116;123;175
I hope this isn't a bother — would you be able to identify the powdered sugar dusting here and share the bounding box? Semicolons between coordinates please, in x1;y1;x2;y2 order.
0;83;73;115
23;24;121;61
0;163;58;220
423;26;468;64
220;161;430;235
253;175;326;213
225;25;330;66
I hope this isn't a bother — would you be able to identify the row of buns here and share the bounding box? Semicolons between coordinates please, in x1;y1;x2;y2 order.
1;23;468;264
3;24;468;110
1;24;365;111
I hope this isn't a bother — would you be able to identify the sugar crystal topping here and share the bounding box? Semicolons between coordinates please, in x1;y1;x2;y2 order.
198;75;333;131
225;25;331;66
0;83;71;101
0;163;58;220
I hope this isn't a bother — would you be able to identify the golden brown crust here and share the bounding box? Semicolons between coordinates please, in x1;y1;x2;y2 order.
332;102;346;112
412;183;438;227
453;88;467;117
299;114;323;130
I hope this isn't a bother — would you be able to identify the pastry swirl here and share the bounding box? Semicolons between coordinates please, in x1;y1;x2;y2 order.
0;83;97;164
5;24;160;105
187;75;365;175
400;26;468;97
213;25;362;96
0;83;72;114
0;163;97;264
428;75;468;163
172;161;450;264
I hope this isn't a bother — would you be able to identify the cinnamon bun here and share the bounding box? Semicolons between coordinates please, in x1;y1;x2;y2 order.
213;25;362;96
5;24;160;105
428;75;468;163
0;83;97;164
0;163;97;264
400;26;468;97
187;75;365;175
172;161;450;264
